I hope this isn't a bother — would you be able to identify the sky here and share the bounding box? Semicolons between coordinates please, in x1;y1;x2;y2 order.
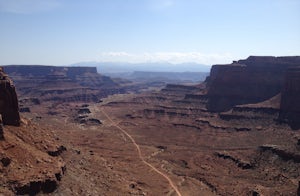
0;0;299;66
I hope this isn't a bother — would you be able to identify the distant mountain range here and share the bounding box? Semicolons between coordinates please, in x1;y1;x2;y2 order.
105;71;209;83
69;62;212;73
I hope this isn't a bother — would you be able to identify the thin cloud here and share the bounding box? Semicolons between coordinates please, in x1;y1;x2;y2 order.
0;0;61;14
98;52;234;65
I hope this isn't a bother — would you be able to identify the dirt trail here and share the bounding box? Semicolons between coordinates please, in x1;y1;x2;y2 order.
101;109;183;196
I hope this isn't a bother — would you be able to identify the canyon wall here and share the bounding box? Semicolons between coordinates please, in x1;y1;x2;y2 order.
279;67;300;129
3;65;119;103
206;56;300;112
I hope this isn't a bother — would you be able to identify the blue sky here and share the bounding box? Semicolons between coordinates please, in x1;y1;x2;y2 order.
0;0;299;65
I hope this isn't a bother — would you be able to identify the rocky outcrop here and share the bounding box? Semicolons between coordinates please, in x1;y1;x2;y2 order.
47;145;67;157
259;145;300;163
14;179;59;195
0;67;20;126
215;152;253;169
279;67;300;129
206;56;300;112
79;118;102;125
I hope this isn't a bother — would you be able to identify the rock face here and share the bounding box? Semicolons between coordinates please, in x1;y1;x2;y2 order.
279;67;300;129
206;56;300;112
0;67;20;126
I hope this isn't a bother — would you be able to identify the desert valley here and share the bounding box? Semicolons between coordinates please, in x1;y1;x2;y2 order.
0;56;299;195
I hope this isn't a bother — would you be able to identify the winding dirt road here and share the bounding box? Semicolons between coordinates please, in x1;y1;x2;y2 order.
101;109;183;196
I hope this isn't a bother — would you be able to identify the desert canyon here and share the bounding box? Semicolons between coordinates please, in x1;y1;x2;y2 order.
1;56;300;195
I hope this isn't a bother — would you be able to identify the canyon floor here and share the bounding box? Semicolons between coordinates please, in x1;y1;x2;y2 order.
18;86;300;196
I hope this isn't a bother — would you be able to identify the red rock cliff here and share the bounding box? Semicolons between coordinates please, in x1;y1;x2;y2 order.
279;67;300;129
206;56;300;112
0;67;20;126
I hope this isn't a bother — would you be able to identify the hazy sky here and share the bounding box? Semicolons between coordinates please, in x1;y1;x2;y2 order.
0;0;299;65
